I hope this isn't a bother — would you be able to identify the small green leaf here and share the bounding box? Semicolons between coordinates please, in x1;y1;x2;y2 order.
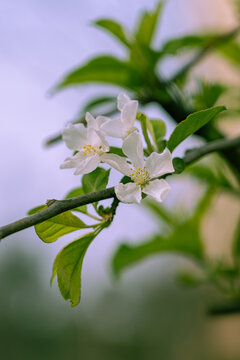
28;205;46;215
149;119;166;151
53;56;143;92
135;1;164;46
173;157;185;174
51;232;96;306
82;167;110;194
64;187;87;214
29;205;88;243
93;19;130;47
109;146;126;157
167;106;226;152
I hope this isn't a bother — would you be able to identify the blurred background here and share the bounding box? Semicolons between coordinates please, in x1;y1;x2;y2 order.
0;0;240;359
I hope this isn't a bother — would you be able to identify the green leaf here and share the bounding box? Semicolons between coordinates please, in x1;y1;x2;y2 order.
28;205;46;215
64;187;87;214
51;232;96;306
29;205;88;243
149;119;166;151
109;146;126;157
167;106;226;152
160;34;214;56
218;39;240;68
173;157;185;174
53;56;143;92
112;221;203;277
82;167;110;194
93;19;130;47
192;80;226;110
135;1;164;46
233;219;240;257
177;272;205;287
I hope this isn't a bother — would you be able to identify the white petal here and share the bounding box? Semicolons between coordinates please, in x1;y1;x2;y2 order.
145;148;174;179
117;92;131;111
121;100;138;129
94;130;109;152
122;132;145;169
87;128;109;151
60;155;79;169
96;115;112;128
143;179;171;202
100;119;125;138
62;124;87;151
115;183;142;203
74;154;100;175
85;112;96;128
60;153;100;175
101;153;131;176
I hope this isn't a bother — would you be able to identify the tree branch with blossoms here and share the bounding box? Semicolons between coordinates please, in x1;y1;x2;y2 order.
1;92;240;307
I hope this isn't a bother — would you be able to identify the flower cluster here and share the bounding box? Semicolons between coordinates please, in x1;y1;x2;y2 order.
60;93;174;204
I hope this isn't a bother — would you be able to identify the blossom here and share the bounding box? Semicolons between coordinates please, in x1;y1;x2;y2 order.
60;123;109;175
100;93;138;139
102;132;174;203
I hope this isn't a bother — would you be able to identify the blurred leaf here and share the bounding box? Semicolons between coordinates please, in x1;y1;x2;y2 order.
51;232;96;306
218;39;240;68
173;157;185;174
93;18;130;47
192;80;226;110
54;56;143;92
177;272;205;287
135;1;164;46
160;34;214;56
234;219;240;256
64;187;87;214
112;221;203;276
167;106;226;152
82;95;116;113
187;162;237;193
29;205;87;243
82;167;110;194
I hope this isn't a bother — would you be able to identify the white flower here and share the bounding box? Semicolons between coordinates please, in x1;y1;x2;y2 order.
100;93;138;139
60;123;109;175
102;132;174;204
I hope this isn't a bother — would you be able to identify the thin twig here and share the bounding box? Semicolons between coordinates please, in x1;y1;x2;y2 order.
1;136;240;240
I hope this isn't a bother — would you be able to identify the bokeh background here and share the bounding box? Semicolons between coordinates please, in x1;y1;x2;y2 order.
0;0;240;359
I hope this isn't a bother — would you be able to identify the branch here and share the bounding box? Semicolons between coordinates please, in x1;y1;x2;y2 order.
170;26;240;82
184;135;240;165
1;136;240;240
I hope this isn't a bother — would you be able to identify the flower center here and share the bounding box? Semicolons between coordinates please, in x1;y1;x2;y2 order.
130;166;151;186
82;144;104;156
